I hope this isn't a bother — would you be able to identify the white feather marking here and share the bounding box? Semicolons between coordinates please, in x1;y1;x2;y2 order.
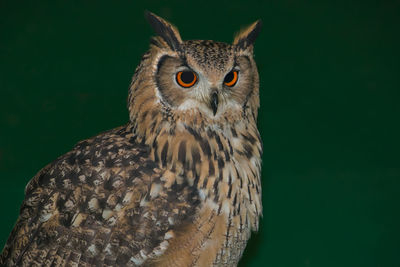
221;200;231;216
88;244;97;256
198;189;207;200
104;244;113;255
123;191;133;204
140;196;148;207
88;198;99;211
130;256;144;266
164;230;174;240
139;250;148;260
65;200;74;209
150;183;162;198
39;213;52;222
206;198;219;212
102;209;113;220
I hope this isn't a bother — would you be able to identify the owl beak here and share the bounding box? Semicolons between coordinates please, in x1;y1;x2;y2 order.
210;91;219;115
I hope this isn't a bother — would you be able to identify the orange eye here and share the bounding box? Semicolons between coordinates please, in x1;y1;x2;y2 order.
176;71;197;88
224;70;238;87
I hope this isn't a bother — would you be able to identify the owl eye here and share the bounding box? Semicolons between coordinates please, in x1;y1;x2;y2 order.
176;71;197;88
224;70;238;87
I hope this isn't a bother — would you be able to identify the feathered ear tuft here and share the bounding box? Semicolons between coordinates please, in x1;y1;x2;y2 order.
145;11;183;51
233;20;262;51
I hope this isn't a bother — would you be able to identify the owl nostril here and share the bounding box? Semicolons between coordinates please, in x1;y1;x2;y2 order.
210;91;219;116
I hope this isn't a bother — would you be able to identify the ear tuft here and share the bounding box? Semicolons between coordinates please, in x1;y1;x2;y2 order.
145;11;182;51
233;20;262;50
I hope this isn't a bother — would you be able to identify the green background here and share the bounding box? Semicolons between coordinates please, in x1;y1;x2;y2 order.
1;1;399;266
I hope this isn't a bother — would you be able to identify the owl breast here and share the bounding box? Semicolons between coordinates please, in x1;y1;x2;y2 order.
144;110;262;266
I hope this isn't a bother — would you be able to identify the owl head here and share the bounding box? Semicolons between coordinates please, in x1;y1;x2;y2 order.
128;12;262;139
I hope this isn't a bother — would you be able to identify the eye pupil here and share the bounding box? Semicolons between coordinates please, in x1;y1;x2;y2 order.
224;71;234;83
176;71;197;88
180;71;195;84
224;70;238;87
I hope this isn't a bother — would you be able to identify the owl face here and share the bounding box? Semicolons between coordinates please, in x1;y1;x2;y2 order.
155;40;257;118
128;12;262;135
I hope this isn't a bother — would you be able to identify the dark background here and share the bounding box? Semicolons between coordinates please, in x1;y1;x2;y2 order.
1;1;399;266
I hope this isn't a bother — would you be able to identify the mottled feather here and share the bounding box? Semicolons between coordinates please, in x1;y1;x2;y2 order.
1;125;200;266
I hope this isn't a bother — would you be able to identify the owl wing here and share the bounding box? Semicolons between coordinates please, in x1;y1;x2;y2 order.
0;125;200;266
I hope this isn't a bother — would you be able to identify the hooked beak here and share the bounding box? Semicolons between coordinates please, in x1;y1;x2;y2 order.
210;91;219;116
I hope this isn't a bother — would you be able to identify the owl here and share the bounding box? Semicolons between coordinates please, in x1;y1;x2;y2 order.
0;12;262;266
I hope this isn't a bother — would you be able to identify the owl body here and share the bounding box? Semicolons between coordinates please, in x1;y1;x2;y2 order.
0;13;262;266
